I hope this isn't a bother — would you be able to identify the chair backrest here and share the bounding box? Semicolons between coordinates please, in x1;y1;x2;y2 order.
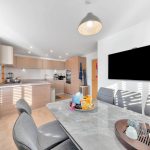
97;87;114;104
16;99;32;115
13;112;39;150
114;90;142;114
144;95;150;116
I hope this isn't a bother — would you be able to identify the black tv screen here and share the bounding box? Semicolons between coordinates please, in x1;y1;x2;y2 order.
108;45;150;80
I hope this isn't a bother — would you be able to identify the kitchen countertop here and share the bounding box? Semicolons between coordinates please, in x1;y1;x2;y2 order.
47;100;150;150
0;80;52;88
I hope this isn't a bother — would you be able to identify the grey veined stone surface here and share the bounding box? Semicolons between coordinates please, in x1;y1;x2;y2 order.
47;100;150;150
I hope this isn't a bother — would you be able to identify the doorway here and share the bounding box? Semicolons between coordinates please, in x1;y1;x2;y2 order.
92;59;98;98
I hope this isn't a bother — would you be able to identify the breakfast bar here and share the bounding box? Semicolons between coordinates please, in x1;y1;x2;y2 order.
47;100;150;150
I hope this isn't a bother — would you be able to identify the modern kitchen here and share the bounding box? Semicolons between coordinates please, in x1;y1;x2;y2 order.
0;45;88;118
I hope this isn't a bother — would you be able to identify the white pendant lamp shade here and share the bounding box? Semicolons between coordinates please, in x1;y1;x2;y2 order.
78;12;102;36
0;45;13;65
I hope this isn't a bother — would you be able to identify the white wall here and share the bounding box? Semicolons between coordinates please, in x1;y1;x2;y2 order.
5;67;65;80
84;51;97;95
98;19;150;112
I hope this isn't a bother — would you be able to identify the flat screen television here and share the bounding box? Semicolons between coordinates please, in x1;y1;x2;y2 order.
108;45;150;80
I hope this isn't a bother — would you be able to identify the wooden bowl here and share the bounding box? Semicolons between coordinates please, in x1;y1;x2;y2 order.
75;104;95;112
115;119;150;150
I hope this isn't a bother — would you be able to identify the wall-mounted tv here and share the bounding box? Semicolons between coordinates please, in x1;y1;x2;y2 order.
108;45;150;81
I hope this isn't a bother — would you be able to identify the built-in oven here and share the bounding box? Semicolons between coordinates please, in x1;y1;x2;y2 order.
66;70;71;84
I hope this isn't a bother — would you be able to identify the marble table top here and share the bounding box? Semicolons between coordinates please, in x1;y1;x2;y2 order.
47;100;150;150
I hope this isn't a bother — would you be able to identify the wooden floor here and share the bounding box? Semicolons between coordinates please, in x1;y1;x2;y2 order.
56;93;72;101
0;107;56;150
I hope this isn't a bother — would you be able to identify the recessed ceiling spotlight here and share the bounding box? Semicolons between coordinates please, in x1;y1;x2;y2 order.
28;51;31;54
50;50;53;53
58;56;62;59
65;52;69;56
30;46;33;49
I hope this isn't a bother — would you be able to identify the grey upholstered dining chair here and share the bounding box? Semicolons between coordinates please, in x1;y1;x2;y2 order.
97;87;115;104
144;95;150;116
114;90;142;114
13;112;78;150
16;99;32;115
16;99;68;146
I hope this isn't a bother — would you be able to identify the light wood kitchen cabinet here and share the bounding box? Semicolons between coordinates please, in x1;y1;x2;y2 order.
13;56;65;70
13;56;17;67
65;56;86;95
16;56;43;69
43;60;53;69
22;84;51;110
64;83;72;94
65;60;69;69
65;59;72;70
0;84;51;118
0;86;22;117
53;80;65;94
43;59;65;70
53;61;65;70
31;84;51;109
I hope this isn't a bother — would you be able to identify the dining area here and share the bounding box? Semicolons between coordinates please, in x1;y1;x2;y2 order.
47;89;150;150
12;87;150;150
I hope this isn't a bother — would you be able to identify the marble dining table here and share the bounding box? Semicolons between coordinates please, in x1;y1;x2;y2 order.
47;100;150;150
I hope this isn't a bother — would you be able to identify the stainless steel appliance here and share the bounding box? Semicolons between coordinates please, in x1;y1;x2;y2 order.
5;72;21;84
66;70;71;84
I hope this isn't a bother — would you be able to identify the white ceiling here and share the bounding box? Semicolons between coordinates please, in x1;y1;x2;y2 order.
0;0;150;59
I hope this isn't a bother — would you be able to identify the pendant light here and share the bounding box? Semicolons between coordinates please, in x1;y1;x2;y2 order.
78;0;102;36
78;12;102;36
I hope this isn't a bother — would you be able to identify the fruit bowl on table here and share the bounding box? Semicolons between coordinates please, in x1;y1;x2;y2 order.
70;100;95;112
75;103;95;111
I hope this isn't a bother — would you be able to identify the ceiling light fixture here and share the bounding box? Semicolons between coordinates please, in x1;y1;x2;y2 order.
50;50;53;53
78;12;102;36
65;52;69;56
30;46;32;49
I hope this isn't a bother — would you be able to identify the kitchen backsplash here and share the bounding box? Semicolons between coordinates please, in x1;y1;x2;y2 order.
5;67;65;80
